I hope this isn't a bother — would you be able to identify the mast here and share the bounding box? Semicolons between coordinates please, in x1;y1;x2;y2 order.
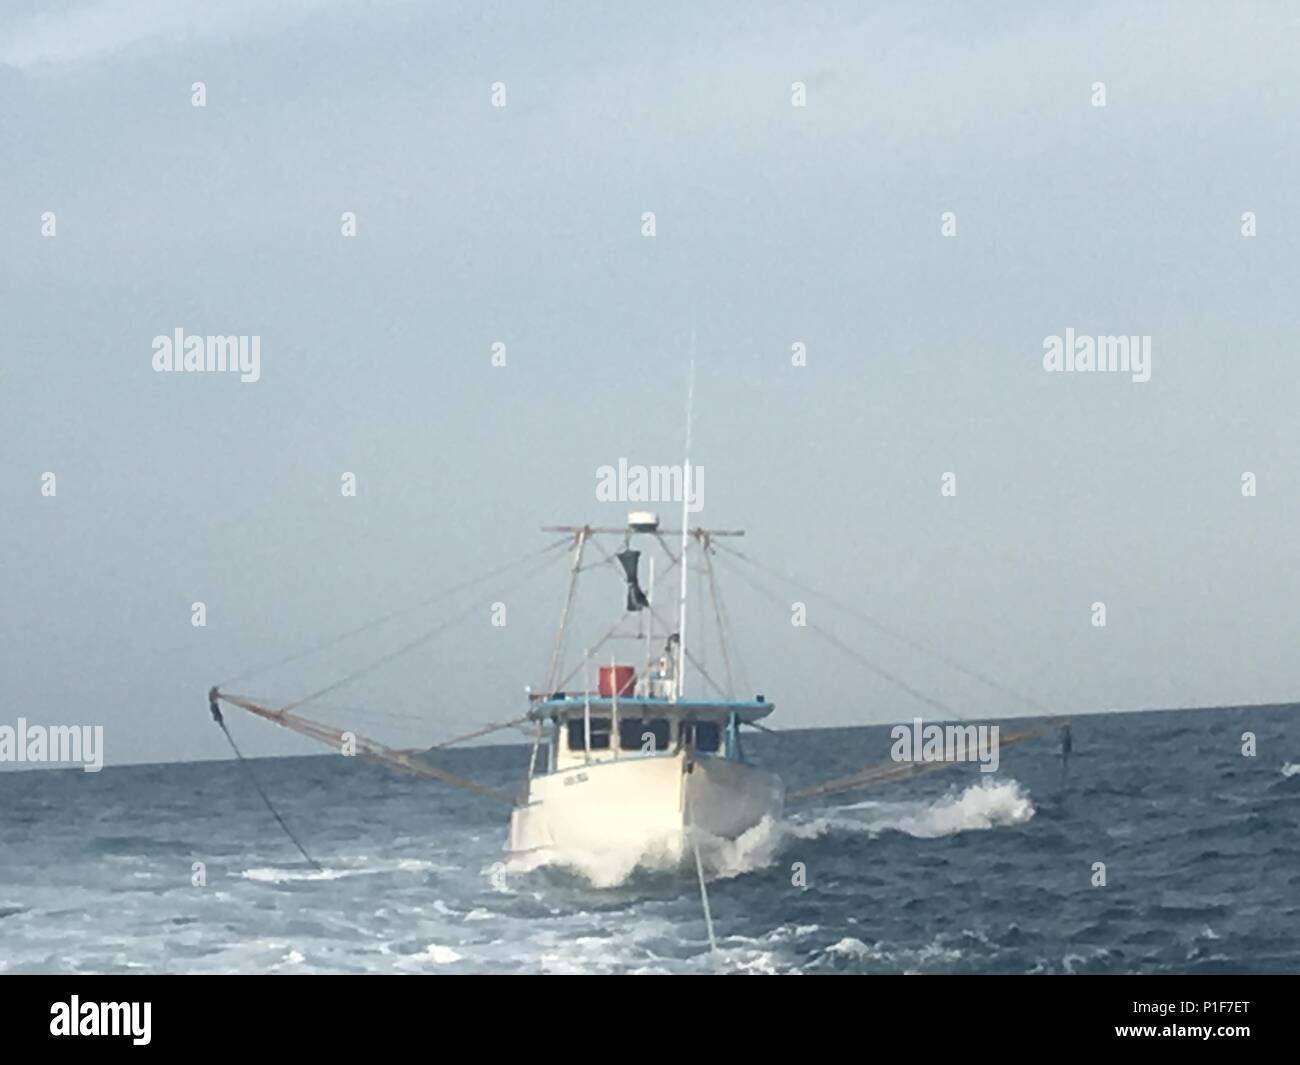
644;555;655;693
676;335;696;701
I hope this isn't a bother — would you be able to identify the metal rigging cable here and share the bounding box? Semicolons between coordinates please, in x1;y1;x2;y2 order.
218;535;573;690
713;551;969;720
713;540;1052;716
276;544;571;715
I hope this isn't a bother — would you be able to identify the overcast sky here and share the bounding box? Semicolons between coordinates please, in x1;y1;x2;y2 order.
3;0;1298;767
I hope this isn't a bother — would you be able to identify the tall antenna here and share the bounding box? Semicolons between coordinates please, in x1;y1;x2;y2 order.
676;332;696;701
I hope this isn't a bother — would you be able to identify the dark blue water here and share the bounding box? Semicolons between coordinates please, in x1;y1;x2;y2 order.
2;705;1298;973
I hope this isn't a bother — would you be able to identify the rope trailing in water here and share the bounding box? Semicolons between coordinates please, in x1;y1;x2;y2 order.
208;689;322;871
685;793;718;956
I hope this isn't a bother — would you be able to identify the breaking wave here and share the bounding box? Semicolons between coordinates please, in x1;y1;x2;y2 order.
806;778;1036;839
1281;762;1300;778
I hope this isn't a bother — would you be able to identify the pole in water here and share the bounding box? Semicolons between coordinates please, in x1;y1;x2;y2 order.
1059;722;1072;778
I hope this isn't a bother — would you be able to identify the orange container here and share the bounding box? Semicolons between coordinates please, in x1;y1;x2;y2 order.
598;665;636;697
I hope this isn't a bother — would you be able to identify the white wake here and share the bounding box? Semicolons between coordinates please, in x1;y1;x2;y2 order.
505;779;1034;888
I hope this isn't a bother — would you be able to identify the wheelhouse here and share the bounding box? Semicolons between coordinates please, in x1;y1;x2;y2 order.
527;693;773;775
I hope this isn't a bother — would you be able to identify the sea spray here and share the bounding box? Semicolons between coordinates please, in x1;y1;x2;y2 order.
799;778;1035;841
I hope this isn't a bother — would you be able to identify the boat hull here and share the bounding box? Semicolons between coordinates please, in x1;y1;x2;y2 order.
506;752;784;866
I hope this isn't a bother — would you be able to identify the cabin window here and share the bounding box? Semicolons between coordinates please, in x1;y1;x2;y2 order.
566;717;610;751
618;718;670;754
688;721;721;754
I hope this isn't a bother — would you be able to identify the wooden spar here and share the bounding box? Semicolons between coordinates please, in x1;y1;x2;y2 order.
786;725;1051;802
214;691;514;804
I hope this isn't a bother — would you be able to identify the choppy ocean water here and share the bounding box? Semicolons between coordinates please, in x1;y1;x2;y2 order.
2;705;1298;974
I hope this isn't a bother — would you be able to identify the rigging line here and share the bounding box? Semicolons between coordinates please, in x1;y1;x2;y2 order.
207;696;321;870
652;530;681;566
701;545;735;697
550;547;684;692
553;609;631;691
544;530;589;694
428;714;534;750
360;715;537;756
218;536;572;689
644;598;728;700
714;541;1051;716
576;539;621;573
551;600;725;700
584;536;620;565
214;691;513;802
713;552;969;721
232;695;443;726
279;546;569;715
227;697;514;760
710;548;751;695
622;580;724;699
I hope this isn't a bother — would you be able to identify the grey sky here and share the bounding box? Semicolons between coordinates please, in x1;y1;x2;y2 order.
2;1;1298;767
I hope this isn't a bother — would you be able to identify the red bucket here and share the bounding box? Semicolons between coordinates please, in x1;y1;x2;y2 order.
598;665;636;697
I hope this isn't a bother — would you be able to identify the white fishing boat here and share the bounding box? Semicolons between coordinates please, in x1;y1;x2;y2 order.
508;511;785;863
